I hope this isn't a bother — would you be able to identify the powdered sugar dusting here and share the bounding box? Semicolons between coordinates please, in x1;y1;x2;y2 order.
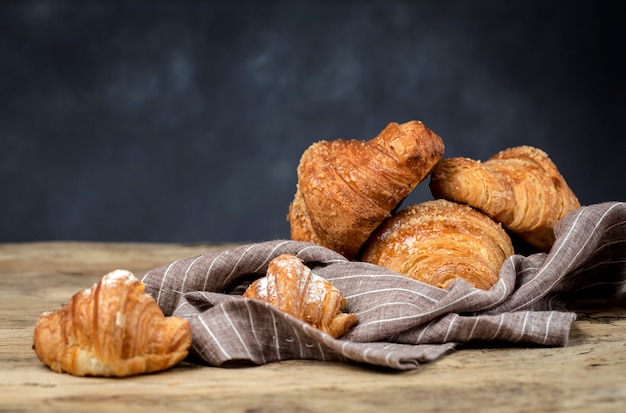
255;277;268;300
102;269;137;287
115;311;126;328
304;273;329;306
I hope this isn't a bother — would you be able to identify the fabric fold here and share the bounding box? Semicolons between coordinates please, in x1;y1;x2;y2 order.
142;202;626;370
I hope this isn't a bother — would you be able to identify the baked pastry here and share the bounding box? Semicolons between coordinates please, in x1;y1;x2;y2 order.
429;145;580;251
361;199;515;290
33;270;192;377
243;254;358;338
288;120;445;259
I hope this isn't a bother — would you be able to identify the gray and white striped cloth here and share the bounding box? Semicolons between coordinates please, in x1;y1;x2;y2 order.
142;202;626;370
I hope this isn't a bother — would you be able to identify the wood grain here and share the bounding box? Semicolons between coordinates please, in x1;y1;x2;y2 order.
1;242;625;413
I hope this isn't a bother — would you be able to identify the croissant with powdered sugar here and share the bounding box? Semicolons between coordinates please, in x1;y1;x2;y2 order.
33;270;192;377
361;199;515;290
243;254;358;338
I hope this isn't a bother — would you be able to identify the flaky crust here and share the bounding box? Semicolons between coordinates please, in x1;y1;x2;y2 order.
243;254;358;338
288;120;445;259
33;270;192;377
361;200;515;290
429;146;580;252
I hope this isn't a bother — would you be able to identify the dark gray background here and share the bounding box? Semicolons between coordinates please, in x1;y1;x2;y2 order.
2;0;624;244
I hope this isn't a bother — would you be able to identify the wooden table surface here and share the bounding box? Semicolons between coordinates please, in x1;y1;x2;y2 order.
2;242;625;413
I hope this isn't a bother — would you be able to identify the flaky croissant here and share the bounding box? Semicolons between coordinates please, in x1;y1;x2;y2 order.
33;270;192;377
243;254;358;338
361;200;515;290
287;120;445;260
429;145;580;252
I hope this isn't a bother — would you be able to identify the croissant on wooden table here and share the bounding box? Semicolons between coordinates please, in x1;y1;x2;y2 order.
243;254;358;338
287;120;445;260
361;199;515;290
429;145;580;252
33;270;192;377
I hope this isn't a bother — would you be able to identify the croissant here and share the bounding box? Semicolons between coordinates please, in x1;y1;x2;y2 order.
429;145;580;252
361;199;515;290
287;120;445;260
33;270;192;377
243;254;358;338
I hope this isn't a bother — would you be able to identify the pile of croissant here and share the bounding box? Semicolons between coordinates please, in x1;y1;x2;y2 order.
288;120;580;289
33;119;580;378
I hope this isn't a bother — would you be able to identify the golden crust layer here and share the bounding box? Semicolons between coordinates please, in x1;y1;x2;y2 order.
361;199;515;290
288;120;445;259
430;146;580;251
243;254;358;338
33;270;192;377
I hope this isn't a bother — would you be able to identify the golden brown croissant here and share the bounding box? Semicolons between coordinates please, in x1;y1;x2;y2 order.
429;145;580;252
361;199;515;290
243;254;358;338
287;120;445;260
33;270;192;377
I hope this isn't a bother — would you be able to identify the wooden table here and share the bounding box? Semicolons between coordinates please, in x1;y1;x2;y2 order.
2;242;625;412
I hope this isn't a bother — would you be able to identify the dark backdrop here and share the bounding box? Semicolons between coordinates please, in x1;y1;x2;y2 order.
2;0;625;244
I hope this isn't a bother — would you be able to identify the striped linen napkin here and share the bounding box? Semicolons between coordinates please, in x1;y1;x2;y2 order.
142;202;626;370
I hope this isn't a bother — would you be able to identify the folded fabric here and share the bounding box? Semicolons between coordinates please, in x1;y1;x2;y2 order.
142;202;626;370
